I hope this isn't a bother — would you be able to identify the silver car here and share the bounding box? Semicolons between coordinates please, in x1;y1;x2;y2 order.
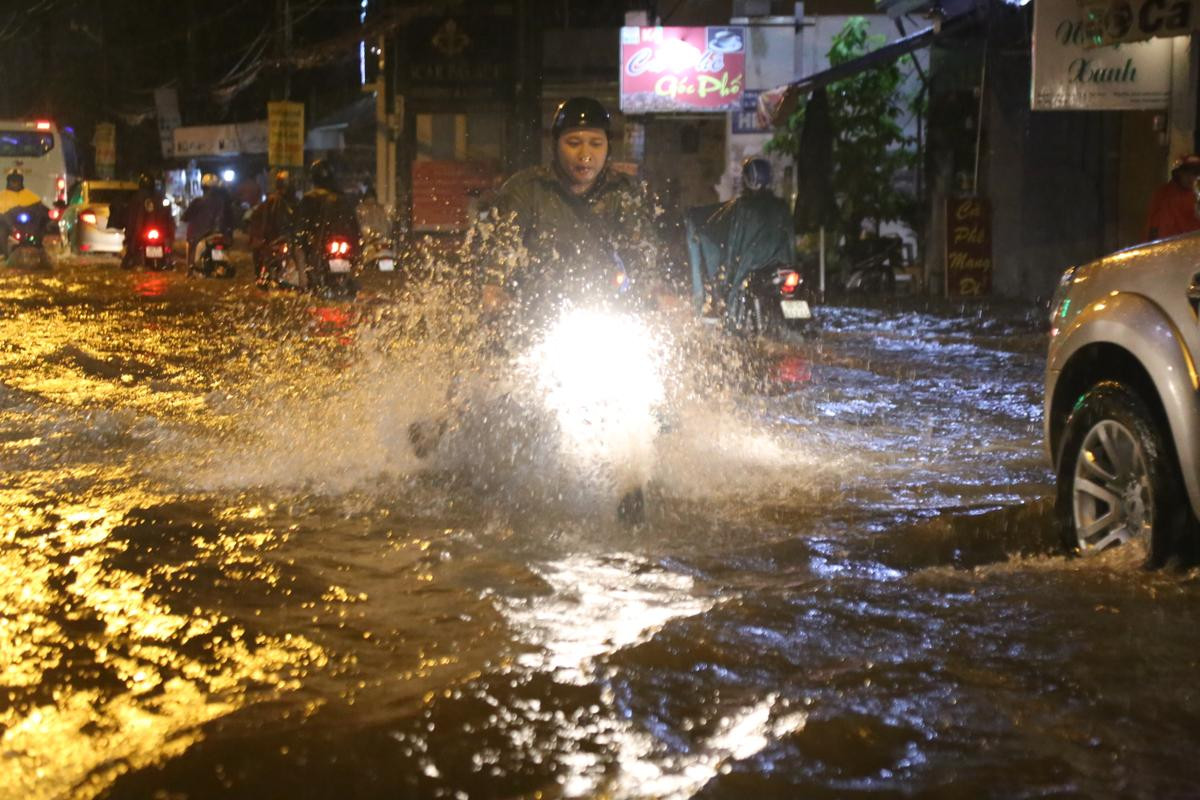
1045;235;1200;565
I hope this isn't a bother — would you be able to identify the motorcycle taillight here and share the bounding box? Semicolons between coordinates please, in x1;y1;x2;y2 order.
145;227;161;242
327;238;351;256
779;270;801;295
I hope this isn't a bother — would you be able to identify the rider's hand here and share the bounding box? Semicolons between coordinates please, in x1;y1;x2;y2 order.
482;283;511;314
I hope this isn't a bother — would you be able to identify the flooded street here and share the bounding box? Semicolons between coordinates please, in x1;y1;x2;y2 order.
2;258;1198;800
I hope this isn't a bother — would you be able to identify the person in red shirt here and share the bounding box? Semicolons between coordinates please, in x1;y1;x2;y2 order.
1144;154;1200;242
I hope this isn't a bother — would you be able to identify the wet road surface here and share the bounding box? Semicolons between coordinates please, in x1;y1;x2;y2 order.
2;256;1198;799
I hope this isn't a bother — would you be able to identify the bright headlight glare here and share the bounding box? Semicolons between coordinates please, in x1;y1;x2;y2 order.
523;308;666;455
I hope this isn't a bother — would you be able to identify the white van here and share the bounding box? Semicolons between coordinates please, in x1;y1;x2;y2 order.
0;119;78;205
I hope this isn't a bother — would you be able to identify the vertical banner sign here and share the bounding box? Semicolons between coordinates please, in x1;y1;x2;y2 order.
153;87;182;159
1032;0;1172;110
620;26;746;113
945;196;992;297
268;101;305;168
93;122;116;179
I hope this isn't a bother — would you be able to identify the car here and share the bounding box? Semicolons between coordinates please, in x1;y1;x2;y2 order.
1045;234;1200;566
59;179;138;255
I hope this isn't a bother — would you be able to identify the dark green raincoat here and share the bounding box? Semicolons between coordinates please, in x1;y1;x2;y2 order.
477;163;657;303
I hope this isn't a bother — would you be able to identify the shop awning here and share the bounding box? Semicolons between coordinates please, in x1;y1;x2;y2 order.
757;8;976;127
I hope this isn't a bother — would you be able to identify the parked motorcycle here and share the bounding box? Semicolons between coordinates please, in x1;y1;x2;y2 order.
841;235;908;295
2;204;54;270
189;231;234;279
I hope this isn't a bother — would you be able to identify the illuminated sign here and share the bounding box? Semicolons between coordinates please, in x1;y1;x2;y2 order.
620;26;746;114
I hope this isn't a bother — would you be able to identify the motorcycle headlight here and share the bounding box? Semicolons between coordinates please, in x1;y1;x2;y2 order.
522;308;666;455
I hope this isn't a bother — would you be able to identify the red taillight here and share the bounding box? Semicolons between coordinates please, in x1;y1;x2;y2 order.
80;211;97;225
145;228;161;242
35;120;51;131
780;271;800;295
328;238;350;256
48;207;61;221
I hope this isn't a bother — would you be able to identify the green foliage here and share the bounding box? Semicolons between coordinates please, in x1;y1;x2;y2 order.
768;17;919;243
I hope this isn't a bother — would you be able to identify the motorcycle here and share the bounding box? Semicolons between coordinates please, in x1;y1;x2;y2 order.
2;204;54;270
840;234;909;295
189;231;234;279
306;232;358;298
256;235;304;289
357;200;397;273
727;263;817;338
125;221;174;271
408;260;667;525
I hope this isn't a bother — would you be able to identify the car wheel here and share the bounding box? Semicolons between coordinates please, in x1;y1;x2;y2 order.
1055;381;1187;564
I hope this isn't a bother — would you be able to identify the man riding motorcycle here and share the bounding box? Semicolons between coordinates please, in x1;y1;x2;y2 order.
0;170;46;260
293;159;360;290
121;172;176;269
478;96;659;313
413;98;663;523
689;157;795;318
248;169;297;284
181;173;235;269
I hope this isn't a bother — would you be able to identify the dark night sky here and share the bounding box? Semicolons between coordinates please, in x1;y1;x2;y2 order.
0;0;736;174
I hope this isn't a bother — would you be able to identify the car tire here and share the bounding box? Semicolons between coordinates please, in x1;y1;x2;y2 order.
1055;381;1190;565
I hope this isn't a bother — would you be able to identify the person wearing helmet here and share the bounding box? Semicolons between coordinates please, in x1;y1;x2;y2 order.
248;169;297;283
691;156;794;317
0;170;47;259
120;172;175;268
181;172;236;266
293;158;360;287
477;96;657;311
1144;154;1200;242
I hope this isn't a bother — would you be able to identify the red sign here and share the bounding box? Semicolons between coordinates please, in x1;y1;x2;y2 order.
410;160;501;233
620;26;746;114
945;196;992;297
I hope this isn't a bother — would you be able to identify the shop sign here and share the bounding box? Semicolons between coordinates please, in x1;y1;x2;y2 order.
732;90;769;134
1033;0;1173;110
1080;0;1194;47
268;101;305;168
945;196;992;297
620;26;746;114
93;122;116;179
403;15;514;102
153;88;181;159
173;122;268;157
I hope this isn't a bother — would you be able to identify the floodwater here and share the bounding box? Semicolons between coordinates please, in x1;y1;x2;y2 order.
1;258;1198;800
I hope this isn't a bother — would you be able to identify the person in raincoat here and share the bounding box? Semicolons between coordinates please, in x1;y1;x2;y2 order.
1144;154;1200;242
476;96;658;313
690;157;795;318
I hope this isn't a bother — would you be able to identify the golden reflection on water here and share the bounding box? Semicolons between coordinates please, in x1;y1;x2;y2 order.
0;485;329;800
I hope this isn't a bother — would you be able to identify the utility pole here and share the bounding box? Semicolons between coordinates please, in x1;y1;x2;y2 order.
274;0;293;100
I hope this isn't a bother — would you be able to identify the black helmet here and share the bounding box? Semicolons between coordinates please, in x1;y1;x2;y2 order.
137;172;155;192
6;169;23;192
551;97;611;140
741;157;772;191
309;159;337;191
